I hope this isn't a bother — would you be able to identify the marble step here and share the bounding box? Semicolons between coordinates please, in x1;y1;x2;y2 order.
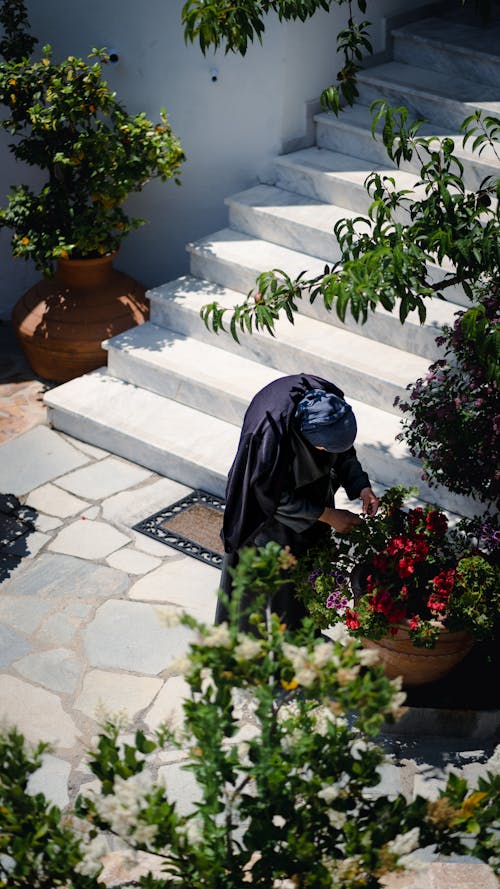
392;16;500;87
355;61;500;132
187;227;460;360
45;356;483;520
223;183;469;313
225;183;358;261
44;369;239;499
148;274;430;415
104;321;284;426
315;106;500;192
272;146;427;221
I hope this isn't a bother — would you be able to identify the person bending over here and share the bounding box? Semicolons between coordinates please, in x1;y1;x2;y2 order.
216;372;379;629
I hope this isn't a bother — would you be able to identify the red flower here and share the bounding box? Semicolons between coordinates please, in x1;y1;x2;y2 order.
432;568;456;596
388;603;407;624
387;536;405;555
425;510;448;536
409;615;420;630
397;557;415;578
409;507;425;530
427;593;447;614
344;608;360;630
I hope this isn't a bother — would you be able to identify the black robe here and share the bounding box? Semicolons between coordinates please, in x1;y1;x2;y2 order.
216;373;371;628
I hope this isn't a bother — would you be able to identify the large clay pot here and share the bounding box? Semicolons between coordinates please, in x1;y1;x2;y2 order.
12;253;149;382
349;565;474;687
361;626;474;687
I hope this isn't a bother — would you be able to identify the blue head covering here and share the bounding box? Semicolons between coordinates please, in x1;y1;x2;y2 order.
295;389;357;452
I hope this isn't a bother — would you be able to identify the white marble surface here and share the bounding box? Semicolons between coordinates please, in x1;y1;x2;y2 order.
393;17;500;88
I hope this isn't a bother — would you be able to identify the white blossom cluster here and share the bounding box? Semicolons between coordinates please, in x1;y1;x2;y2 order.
202;622;232;648
74;834;108;877
93;771;159;848
234;633;263;661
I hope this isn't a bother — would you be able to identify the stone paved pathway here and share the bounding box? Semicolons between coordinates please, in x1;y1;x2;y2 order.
0;324;498;888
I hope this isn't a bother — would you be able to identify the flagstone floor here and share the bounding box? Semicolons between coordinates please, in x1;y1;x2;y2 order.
0;322;497;888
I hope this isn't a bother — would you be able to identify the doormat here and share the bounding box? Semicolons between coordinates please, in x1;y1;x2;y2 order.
133;490;225;568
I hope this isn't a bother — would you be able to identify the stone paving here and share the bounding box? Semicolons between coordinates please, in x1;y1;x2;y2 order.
0;326;498;888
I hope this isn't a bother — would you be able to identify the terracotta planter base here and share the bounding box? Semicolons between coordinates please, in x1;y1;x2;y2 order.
12;255;149;383
362;627;474;687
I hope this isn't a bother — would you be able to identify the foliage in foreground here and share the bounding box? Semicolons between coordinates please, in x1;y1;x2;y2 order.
1;544;499;888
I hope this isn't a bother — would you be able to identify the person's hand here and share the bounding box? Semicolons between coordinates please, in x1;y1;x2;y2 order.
319;507;363;532
360;487;379;516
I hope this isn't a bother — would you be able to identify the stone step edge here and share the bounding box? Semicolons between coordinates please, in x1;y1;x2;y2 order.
104;320;406;448
392;21;500;70
223;185;471;282
149;274;432;387
44;370;237;498
187;227;468;319
355;62;500;114
45;367;483;520
313;108;500;174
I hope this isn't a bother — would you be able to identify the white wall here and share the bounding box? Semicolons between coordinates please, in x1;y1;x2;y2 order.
0;0;434;318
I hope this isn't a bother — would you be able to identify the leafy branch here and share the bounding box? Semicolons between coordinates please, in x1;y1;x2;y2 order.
182;0;373;115
200;106;500;339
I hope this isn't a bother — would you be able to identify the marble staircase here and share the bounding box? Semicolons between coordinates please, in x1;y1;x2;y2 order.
45;8;500;519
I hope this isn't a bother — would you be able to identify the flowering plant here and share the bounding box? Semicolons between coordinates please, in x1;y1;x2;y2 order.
0;2;185;275
1;542;499;887
294;487;500;648
395;285;500;505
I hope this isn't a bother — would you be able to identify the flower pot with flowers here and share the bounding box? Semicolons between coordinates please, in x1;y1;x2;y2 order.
0;1;185;382
293;486;500;687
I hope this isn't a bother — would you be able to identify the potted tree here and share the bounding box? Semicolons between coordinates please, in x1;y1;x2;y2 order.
293;486;500;687
0;0;185;381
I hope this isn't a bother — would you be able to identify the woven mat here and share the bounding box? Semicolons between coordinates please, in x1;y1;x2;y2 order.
133;490;225;567
160;502;224;556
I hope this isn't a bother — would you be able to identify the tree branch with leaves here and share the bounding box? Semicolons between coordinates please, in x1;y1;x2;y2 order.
200;105;500;340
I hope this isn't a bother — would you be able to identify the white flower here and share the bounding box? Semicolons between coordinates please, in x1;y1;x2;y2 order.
388;691;407;716
178;817;202;845
168;654;191;674
95;771;155;837
387;826;420;857
132;822;158;847
272;815;286;828
234;634;262;661
310;704;346;736
326;623;350;644
311;641;334;668
75;835;108;877
336;665;360;685
318;784;340;804
200;666;216;693
282;642;308;670
202;622;232;648
157;608;182;627
273;881;296;888
350;738;371;760
293;665;317;688
357;648;380;667
327;808;347;830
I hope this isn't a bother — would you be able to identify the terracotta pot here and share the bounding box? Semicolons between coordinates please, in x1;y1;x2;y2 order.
12;253;149;382
361;626;474;687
